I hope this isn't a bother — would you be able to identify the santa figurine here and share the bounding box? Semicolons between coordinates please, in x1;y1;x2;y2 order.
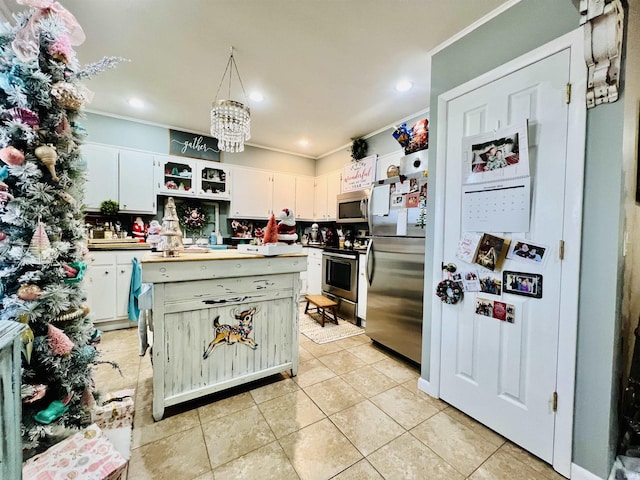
146;220;162;250
132;216;146;243
276;208;298;244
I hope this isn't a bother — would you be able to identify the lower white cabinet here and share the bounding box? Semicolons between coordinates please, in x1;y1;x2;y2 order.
85;250;142;330
357;252;368;321
307;248;323;295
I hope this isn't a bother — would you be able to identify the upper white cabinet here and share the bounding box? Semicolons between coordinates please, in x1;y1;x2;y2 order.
272;172;296;216
83;143;157;214
156;155;196;197
230;166;273;219
119;150;156;213
314;171;341;220
230;166;327;220
326;171;341;220
295;176;315;221
195;161;230;200
83;144;118;210
155;156;230;201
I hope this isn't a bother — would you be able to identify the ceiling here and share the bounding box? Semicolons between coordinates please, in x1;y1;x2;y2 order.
1;0;509;158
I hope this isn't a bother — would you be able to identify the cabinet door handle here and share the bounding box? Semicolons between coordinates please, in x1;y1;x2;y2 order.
104;271;109;275
120;269;125;273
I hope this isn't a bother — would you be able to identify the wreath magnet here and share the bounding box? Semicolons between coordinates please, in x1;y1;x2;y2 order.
436;279;463;305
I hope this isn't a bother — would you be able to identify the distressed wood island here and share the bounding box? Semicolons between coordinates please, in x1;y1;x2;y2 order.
141;250;306;421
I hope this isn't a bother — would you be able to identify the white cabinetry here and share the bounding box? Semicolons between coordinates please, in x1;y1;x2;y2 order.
86;250;142;331
83;144;118;210
118;150;157;213
314;171;341;220
272;172;296;215
357;252;368;321
83;144;157;214
230;167;307;219
306;247;323;295
230;166;273;218
156;156;231;201
295;176;315;220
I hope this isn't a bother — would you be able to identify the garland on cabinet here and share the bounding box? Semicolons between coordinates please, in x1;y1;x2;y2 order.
0;4;124;457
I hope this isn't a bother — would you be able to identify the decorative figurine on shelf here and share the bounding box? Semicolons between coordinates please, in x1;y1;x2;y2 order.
276;208;298;244
132;216;146;242
146;220;162;250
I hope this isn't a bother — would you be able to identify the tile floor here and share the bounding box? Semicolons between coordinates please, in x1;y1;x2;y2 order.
93;308;565;480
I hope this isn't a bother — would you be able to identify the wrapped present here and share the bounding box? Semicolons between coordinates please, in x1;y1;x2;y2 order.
22;423;127;480
92;388;135;429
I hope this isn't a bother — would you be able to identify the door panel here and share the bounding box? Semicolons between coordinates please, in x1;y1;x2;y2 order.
439;49;570;462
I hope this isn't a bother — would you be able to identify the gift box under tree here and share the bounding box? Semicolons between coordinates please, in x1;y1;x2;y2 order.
22;424;127;480
92;389;135;430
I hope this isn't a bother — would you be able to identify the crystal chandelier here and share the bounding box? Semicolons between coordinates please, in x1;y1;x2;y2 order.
211;47;251;153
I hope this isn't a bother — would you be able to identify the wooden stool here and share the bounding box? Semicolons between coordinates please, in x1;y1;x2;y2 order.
304;294;339;327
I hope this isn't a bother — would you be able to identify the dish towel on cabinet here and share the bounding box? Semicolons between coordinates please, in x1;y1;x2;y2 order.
128;258;142;322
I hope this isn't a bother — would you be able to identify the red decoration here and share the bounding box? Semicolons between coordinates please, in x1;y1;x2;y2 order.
262;214;278;244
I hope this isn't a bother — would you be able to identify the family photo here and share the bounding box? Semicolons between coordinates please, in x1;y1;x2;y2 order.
507;240;547;264
470;132;520;174
503;271;543;298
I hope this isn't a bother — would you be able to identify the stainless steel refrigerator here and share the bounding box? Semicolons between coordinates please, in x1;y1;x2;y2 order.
365;172;426;364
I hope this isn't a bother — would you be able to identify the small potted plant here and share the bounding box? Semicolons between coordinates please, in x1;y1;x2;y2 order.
99;200;119;217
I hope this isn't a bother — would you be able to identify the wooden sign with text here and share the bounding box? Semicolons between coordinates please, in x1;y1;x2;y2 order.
342;154;376;192
169;129;220;161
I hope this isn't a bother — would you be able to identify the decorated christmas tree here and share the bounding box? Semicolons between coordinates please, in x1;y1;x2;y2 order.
0;3;123;456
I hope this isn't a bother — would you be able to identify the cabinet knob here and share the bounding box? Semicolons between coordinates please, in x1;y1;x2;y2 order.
105;271;109;275
120;269;125;273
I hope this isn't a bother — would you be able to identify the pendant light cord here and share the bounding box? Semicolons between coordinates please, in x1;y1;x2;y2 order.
213;46;248;104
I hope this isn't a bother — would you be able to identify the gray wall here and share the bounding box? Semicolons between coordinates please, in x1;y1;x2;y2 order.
316;113;428;175
83;112;316;176
427;0;622;477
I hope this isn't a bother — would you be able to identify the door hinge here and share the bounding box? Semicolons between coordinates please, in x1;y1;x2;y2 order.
566;83;572;104
552;391;558;412
559;240;565;260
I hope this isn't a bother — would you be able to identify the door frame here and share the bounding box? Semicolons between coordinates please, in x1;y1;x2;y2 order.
422;28;586;476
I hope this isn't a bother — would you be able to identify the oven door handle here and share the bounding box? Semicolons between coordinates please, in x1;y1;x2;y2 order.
323;252;356;261
366;239;374;286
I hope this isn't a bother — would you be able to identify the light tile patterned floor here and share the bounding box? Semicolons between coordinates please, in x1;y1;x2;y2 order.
93;309;566;480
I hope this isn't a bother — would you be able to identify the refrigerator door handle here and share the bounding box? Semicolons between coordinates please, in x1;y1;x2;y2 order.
367;187;373;234
366;239;374;286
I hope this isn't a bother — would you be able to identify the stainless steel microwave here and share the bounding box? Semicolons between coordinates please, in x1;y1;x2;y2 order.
336;189;369;224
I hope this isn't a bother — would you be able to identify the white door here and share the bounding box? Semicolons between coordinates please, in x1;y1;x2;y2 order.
439;49;571;462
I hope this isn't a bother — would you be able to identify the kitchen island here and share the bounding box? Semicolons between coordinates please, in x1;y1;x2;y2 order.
141;250;306;421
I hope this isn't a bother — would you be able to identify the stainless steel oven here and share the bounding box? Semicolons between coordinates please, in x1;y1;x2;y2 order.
322;250;359;324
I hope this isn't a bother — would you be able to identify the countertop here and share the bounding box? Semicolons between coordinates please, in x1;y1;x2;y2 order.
140;249;306;263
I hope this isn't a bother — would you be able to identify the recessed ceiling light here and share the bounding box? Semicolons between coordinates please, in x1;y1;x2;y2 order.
395;80;413;92
250;91;264;102
128;97;145;109
299;139;309;147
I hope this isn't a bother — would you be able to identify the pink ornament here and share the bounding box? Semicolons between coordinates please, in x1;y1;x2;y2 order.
48;324;74;356
0;231;6;241
8;107;39;127
0;146;25;166
49;34;73;64
29;221;51;261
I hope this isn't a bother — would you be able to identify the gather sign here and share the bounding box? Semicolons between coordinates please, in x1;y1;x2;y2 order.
169;129;220;161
